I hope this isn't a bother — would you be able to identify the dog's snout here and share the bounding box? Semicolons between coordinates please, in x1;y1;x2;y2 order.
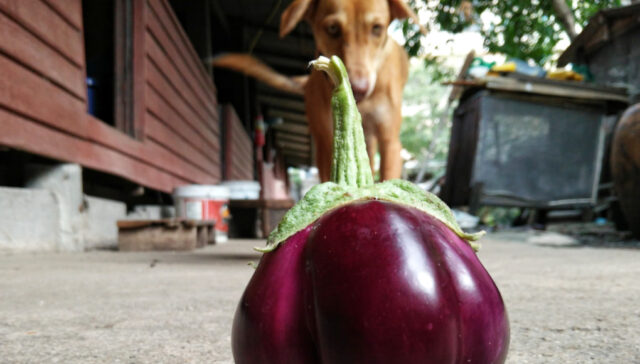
350;78;370;102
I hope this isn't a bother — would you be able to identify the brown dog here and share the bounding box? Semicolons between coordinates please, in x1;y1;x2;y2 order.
213;0;424;182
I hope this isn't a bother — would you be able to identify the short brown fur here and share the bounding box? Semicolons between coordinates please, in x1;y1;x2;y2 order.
213;0;425;181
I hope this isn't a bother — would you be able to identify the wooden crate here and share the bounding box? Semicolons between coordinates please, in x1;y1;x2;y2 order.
118;219;215;251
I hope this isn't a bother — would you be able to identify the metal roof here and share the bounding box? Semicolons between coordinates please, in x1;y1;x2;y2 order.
558;3;640;66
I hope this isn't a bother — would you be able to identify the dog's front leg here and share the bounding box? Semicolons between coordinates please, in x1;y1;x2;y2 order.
314;135;333;182
362;120;378;177
376;110;403;181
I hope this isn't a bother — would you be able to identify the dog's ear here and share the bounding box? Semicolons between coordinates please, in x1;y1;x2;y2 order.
388;0;427;35
280;0;314;38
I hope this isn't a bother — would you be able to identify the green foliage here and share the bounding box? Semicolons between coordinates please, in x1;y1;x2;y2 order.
478;207;522;228
400;62;455;175
402;0;621;64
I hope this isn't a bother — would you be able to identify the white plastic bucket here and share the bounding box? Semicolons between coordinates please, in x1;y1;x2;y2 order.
221;181;261;200
173;185;230;243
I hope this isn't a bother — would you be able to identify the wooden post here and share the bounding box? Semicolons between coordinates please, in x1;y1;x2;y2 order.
132;0;147;140
114;0;135;136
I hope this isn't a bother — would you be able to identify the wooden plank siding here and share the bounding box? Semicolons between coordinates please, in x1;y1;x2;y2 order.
0;0;84;67
42;0;83;30
0;0;222;193
143;0;221;182
0;11;85;99
223;105;254;181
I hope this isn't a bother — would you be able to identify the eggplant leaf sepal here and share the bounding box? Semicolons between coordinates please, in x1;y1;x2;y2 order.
259;179;484;253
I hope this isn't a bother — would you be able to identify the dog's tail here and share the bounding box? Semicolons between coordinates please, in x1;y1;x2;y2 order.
210;53;308;95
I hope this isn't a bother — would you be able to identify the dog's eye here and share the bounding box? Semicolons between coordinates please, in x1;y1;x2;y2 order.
372;24;383;37
326;24;341;37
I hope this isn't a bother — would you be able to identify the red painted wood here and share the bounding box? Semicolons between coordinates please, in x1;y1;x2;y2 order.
0;54;87;137
145;85;220;157
0;109;188;192
145;59;220;150
0;0;224;193
42;0;82;31
145;8;219;133
145;30;218;135
146;138;220;181
232;125;253;157
145;111;220;175
147;0;217;96
86;115;219;183
0;11;84;100
223;105;253;181
0;0;84;67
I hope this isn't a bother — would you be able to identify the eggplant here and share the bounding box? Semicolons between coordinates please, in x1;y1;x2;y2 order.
232;56;509;364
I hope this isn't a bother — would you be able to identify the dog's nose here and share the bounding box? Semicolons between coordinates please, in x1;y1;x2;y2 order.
350;78;370;102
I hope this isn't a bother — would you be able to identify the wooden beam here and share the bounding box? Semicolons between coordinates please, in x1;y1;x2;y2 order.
285;155;312;166
87;114;219;182
256;83;305;99
268;108;308;124
0;109;191;192
255;53;309;71
132;0;147;139
258;94;306;113
485;76;629;103
281;149;310;159
277;140;310;153
114;0;134;135
276;132;309;144
272;122;309;135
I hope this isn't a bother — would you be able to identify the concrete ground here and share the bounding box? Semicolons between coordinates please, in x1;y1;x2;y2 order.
1;232;639;363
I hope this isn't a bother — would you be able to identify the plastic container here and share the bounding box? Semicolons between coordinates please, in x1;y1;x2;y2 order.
221;181;261;200
86;77;96;116
173;185;230;243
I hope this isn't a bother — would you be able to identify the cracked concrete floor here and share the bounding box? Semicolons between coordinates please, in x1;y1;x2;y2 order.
1;233;639;363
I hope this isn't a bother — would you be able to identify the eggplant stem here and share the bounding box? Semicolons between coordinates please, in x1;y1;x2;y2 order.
309;56;374;188
264;56;484;253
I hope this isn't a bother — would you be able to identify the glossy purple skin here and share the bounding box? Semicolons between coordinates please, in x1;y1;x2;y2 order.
232;225;318;364
232;201;509;364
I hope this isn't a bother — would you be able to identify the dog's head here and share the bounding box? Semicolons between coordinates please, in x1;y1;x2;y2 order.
280;0;424;102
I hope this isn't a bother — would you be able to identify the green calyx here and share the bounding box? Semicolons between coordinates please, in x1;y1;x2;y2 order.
260;56;483;253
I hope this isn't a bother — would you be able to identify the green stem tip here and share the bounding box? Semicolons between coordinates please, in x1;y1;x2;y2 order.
309;56;373;188
260;56;484;253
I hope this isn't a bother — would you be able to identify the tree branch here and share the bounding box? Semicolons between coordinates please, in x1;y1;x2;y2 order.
552;0;578;40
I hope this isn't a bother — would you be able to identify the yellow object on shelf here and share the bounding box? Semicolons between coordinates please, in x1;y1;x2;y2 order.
547;70;584;81
491;62;517;73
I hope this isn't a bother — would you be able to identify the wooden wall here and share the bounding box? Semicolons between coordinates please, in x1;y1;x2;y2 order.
144;0;221;184
222;104;253;181
0;0;223;193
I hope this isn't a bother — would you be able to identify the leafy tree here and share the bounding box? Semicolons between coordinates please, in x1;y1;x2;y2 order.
404;0;621;64
400;62;455;180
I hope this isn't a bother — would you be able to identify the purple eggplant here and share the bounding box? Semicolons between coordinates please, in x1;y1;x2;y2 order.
232;56;509;364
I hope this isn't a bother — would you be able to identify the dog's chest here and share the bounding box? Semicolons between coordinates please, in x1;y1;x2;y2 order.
358;98;391;126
